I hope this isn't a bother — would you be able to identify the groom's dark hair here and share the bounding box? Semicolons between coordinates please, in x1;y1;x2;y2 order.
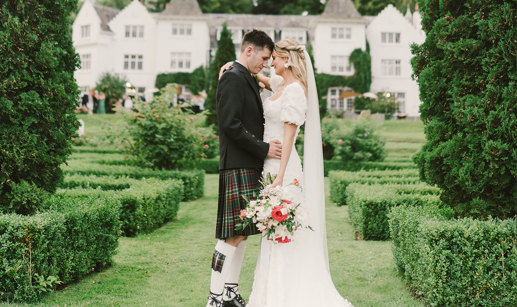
241;29;274;53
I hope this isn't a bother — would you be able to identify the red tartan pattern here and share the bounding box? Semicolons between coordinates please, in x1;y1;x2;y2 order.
211;250;226;273
215;168;262;239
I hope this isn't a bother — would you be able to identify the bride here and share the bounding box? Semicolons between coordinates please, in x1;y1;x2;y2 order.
246;39;354;306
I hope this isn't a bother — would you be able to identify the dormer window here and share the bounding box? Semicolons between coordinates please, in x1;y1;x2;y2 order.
331;27;351;40
381;32;401;44
125;25;144;38
172;24;192;36
81;25;90;38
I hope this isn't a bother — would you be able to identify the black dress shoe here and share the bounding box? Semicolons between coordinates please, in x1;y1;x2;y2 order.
222;294;246;307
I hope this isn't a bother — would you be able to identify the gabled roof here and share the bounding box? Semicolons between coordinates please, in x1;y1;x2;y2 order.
94;4;120;31
161;0;203;16
321;0;361;20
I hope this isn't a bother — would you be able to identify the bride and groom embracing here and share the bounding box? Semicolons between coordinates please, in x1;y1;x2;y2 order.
206;29;353;307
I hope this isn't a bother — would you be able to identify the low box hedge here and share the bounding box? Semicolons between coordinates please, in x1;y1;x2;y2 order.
72;146;122;154
62;161;203;201
346;183;441;240
388;205;517;306
329;169;423;205
197;158;219;174
0;196;121;303
324;160;416;176
60;177;183;237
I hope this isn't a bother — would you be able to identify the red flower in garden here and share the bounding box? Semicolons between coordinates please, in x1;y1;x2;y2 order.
203;144;209;150
272;206;288;222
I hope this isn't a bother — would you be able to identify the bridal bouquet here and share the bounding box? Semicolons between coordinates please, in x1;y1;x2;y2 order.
235;175;312;244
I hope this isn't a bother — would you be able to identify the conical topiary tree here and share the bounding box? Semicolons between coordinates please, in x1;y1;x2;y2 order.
205;23;236;130
412;0;517;219
0;0;80;214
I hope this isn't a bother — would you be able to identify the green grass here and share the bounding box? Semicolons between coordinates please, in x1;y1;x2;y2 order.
1;175;422;307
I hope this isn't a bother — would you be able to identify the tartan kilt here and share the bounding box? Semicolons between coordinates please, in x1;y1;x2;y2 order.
216;168;262;239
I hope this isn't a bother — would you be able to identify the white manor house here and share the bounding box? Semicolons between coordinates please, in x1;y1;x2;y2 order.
73;0;425;118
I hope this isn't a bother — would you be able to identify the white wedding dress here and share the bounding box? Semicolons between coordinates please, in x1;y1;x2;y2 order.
247;74;353;307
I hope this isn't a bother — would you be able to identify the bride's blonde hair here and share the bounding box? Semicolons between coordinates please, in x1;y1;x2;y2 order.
273;39;307;91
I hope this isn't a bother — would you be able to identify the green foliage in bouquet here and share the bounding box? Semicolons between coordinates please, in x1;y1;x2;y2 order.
412;0;517;218
333;120;386;163
126;87;204;170
0;0;80;214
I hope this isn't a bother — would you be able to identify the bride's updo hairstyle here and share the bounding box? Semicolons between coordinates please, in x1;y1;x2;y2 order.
274;39;307;90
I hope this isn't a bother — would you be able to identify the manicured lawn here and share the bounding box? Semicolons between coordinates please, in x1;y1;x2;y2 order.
0;174;422;307
0;115;425;306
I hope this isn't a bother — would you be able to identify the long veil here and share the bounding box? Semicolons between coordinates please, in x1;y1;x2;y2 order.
302;48;330;271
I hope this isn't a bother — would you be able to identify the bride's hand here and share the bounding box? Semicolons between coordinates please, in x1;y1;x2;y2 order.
219;61;234;79
271;176;283;188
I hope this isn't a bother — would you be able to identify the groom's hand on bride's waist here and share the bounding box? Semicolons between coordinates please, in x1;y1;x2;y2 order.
267;140;282;159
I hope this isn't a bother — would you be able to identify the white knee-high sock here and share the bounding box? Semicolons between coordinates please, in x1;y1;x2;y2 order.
223;240;246;300
207;240;236;306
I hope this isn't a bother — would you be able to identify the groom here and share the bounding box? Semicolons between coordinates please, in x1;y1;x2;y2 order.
206;30;280;307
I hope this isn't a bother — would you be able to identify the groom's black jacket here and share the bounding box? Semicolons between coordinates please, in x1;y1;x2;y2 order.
216;62;269;170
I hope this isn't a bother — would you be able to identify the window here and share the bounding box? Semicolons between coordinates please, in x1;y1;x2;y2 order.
81;25;90;38
381;32;401;44
170;52;191;71
339;100;345;110
125;25;144;38
331;56;351;73
327;87;349;110
331;99;337;109
124;54;143;70
396;92;406;113
346;98;354;111
80;54;91;70
172;24;192;36
381;59;401;76
331;27;351;40
282;30;306;44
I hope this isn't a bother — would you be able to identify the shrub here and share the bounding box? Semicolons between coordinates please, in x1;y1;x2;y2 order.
346;183;442;240
389;206;517;305
0;196;120;302
333;120;386;163
95;72;128;113
329;169;422;205
155;66;207;95
412;0;517;219
60;177;183;236
324;160;416;176
127;86;205;170
0;0;80;211
205;23;235;129
62;161;204;201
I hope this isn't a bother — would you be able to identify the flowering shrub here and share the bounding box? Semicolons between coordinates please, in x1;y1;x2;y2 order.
333;120;386;163
236;176;312;244
126;87;204;170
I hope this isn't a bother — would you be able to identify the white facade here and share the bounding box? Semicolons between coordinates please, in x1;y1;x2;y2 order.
366;5;425;118
73;0;424;117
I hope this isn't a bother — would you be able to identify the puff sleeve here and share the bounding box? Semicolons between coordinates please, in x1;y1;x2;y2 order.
269;74;284;92
280;84;307;126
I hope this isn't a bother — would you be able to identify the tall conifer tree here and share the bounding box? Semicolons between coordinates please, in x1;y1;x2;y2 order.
205;23;236;130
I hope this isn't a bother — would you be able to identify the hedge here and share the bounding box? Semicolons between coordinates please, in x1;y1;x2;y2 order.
346;183;441;240
329;169;423;205
71;146;122;154
59;177;183;237
389;206;517;306
0;196;121;303
62;160;203;201
324;160;416;176
197;158;219;174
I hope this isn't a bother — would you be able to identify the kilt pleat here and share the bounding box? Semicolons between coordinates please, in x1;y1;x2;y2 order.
216;168;262;239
